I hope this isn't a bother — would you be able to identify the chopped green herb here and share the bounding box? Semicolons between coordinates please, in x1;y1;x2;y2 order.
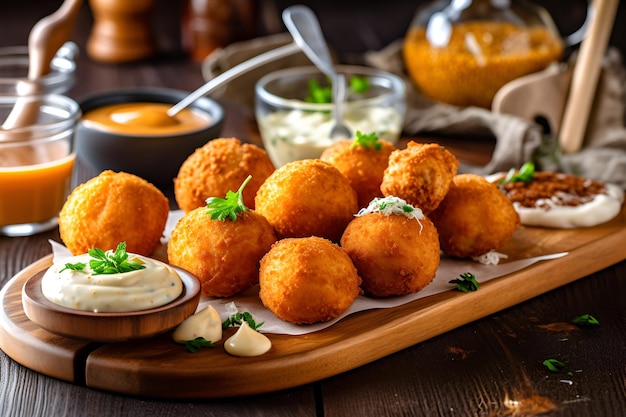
178;337;214;353
305;79;332;104
572;314;600;328
543;358;566;372
59;262;86;273
87;242;146;275
449;272;480;292
498;161;535;185
305;75;371;104
349;75;370;94
222;311;264;331
206;175;251;221
61;242;145;275
352;130;382;150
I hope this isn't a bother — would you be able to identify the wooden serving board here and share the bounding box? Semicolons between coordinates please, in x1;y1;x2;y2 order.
2;205;626;399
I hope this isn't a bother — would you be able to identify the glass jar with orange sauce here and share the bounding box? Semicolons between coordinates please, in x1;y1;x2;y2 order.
402;0;580;109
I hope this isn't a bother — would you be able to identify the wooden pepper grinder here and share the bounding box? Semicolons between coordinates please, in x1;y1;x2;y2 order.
87;0;157;63
181;0;257;62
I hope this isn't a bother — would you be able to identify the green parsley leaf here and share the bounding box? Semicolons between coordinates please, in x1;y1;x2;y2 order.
305;75;371;104
222;311;264;331
349;75;370;94
305;79;332;104
498;161;535;185
206;175;251;221
59;262;86;273
572;314;600;328
449;272;480;292
87;242;146;275
352;130;382;150
543;358;566;372
178;337;214;353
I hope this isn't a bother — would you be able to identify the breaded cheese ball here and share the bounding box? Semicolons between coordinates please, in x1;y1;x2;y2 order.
174;138;275;212
380;142;459;214
259;236;362;324
320;138;396;208
341;210;440;297
429;173;520;258
59;170;169;256
254;159;358;242
168;208;276;297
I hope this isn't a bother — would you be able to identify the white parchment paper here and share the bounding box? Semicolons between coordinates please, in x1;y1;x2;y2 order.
50;210;568;336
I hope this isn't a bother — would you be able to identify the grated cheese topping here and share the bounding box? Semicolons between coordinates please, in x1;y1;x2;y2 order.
356;196;425;231
471;251;508;265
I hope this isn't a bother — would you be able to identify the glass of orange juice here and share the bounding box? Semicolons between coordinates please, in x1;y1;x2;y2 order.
0;94;81;236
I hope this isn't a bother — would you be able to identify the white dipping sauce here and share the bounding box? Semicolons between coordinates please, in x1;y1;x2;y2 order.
258;106;403;167
41;254;183;312
172;305;222;343
224;321;272;357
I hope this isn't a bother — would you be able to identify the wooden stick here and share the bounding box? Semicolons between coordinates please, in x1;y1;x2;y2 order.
558;0;619;154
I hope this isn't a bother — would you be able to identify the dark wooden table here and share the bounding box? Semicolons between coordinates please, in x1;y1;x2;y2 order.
2;2;626;416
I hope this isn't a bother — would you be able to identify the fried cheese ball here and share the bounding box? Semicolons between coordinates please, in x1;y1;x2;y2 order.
259;236;362;324
254;159;358;242
174;137;275;212
168;208;276;297
429;173;520;258
341;212;440;297
320;138;396;208
380;142;459;214
59;170;169;256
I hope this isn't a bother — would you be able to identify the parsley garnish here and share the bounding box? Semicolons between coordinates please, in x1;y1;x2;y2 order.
572;314;600;327
59;262;86;273
449;272;480;292
543;358;566;373
222;311;264;331
352;130;382;150
60;242;145;275
305;75;371;104
349;76;370;94
178;337;214;353
498;161;535;185
206;175;251;221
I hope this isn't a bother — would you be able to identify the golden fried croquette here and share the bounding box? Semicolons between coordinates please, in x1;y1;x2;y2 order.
174;138;275;212
320;138;396;208
341;208;440;297
429;173;520;258
254;159;358;242
168;207;276;297
59;170;169;256
380;142;459;214
259;236;361;324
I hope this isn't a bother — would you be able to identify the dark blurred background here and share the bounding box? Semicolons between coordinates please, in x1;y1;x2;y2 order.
4;0;625;64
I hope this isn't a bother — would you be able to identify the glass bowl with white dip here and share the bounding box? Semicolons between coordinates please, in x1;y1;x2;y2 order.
255;65;406;167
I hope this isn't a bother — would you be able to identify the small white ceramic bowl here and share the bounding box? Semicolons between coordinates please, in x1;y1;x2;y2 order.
255;65;406;167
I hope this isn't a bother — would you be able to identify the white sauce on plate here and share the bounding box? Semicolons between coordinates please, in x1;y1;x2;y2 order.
224;321;272;357
513;183;624;228
257;106;403;167
41;253;183;312
172;305;222;342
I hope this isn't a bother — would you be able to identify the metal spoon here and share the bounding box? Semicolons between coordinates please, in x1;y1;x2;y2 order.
167;42;300;117
282;5;351;139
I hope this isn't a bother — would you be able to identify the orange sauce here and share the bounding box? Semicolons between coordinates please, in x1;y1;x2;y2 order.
81;102;212;135
0;154;74;226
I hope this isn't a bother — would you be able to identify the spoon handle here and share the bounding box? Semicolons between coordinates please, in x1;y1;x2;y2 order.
167;42;300;117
